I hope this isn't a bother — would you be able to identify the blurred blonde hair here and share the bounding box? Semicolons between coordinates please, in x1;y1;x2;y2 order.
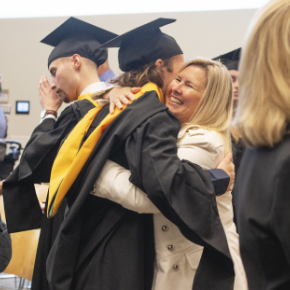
231;125;242;143
182;58;233;155
234;0;290;147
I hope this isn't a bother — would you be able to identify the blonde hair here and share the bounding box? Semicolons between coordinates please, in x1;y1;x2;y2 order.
231;125;242;143
182;58;233;155
234;0;290;147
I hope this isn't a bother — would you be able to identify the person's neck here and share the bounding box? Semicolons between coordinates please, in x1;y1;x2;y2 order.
98;62;110;76
77;75;100;96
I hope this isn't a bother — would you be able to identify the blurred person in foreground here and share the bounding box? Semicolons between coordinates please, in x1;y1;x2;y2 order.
233;0;290;289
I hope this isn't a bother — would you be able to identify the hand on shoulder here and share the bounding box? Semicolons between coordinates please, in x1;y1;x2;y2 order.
217;153;235;191
103;86;141;114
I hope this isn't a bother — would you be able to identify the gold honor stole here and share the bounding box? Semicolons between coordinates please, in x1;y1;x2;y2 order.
47;82;164;218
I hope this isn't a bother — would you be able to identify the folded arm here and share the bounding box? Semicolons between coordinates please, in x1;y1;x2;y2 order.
92;133;229;215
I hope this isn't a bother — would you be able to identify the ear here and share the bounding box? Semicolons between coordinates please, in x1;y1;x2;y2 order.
71;54;81;70
155;59;164;68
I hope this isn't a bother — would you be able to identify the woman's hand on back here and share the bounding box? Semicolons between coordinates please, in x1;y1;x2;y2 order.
217;153;235;191
103;87;141;114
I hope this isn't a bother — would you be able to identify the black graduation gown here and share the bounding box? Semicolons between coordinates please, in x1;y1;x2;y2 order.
234;134;290;290
46;91;234;290
2;99;95;290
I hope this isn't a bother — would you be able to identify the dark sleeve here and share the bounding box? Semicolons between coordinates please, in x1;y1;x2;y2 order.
20;107;78;182
208;169;230;196
3;106;78;233
271;155;290;265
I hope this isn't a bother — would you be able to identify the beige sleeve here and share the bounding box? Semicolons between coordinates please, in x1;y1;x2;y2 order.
91;160;159;214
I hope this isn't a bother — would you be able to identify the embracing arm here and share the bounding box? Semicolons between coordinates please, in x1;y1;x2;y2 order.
104;84;233;192
91;132;230;214
91;160;159;214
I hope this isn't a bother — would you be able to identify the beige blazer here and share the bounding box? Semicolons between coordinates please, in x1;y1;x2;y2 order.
92;125;247;290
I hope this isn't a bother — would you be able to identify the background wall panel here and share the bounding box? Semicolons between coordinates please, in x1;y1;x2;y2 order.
0;9;257;145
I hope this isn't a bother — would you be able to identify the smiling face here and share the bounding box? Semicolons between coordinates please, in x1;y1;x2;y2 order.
165;65;207;125
49;57;79;103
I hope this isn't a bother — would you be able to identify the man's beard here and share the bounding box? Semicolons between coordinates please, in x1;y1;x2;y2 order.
58;90;70;103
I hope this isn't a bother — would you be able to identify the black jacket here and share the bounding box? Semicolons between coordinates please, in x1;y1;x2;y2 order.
234;134;290;290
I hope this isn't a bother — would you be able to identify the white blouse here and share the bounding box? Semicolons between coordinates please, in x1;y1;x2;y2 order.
91;125;247;290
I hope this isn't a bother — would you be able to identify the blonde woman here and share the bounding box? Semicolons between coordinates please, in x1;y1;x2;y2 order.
233;0;290;289
92;59;247;290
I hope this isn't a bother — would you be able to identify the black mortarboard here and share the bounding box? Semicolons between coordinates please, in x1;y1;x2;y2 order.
213;48;241;71
41;17;118;68
101;18;183;72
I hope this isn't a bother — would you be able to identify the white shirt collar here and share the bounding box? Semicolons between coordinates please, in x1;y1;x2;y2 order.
79;82;107;96
79;81;109;106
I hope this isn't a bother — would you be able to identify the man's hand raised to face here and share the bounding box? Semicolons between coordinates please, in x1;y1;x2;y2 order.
38;76;63;111
217;153;235;192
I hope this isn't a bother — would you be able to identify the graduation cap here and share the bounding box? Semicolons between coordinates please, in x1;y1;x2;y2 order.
213;48;241;71
101;18;183;72
41;17;118;68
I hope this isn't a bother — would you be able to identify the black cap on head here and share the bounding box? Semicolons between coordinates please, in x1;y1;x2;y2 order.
213;48;241;71
41;17;118;68
101;18;183;72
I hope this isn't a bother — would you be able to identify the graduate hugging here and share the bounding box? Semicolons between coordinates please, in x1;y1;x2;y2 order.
3;17;243;290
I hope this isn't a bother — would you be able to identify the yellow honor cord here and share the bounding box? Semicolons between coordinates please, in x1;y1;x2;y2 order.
48;83;163;217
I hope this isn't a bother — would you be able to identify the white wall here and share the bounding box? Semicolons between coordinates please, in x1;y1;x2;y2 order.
0;9;257;146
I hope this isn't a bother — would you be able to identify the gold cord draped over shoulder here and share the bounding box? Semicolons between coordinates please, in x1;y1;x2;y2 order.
47;83;164;217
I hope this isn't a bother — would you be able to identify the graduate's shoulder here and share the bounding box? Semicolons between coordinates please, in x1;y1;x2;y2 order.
57;99;95;121
130;91;180;133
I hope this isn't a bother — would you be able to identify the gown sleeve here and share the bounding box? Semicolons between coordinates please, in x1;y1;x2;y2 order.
2;106;79;232
19;106;79;182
